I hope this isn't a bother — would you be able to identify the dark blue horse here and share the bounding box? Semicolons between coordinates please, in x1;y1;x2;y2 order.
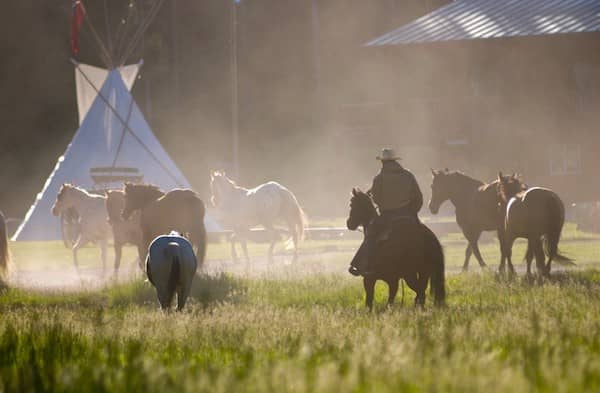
146;232;198;311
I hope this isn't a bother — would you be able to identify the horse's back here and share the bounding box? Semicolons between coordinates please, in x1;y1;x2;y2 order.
507;187;564;236
467;182;502;230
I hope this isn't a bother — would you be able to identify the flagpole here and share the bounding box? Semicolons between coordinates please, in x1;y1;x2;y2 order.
231;0;240;179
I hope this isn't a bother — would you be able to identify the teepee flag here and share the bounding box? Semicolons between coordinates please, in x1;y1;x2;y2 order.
70;1;85;55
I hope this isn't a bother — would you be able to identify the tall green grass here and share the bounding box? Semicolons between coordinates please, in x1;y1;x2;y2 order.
1;269;599;392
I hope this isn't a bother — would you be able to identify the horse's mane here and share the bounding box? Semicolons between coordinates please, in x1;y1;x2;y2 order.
435;169;485;190
497;174;526;202
58;183;99;199
478;179;499;193
212;173;248;192
124;182;164;195
351;189;377;212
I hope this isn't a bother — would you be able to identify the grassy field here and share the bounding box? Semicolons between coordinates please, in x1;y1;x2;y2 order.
1;224;600;392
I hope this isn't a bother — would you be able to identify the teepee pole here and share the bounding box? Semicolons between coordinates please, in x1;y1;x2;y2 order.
80;0;113;67
119;0;166;66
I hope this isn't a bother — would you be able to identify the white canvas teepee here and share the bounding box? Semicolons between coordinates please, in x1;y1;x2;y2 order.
13;63;219;241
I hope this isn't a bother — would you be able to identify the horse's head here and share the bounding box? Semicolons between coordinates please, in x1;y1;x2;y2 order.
428;168;452;214
209;171;235;207
347;188;377;231
497;172;527;204
122;182;163;220
106;190;125;225
52;184;77;216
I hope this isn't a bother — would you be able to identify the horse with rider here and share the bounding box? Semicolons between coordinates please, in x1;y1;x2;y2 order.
348;148;425;278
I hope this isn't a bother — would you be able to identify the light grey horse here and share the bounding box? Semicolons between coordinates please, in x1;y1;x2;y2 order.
210;171;307;263
146;231;198;311
51;184;111;274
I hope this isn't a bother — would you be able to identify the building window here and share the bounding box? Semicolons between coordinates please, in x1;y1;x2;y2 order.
572;64;600;114
549;144;581;175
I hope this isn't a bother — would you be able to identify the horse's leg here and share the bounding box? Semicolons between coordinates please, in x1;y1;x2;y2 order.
525;239;534;277
114;241;123;278
403;274;424;307
99;238;108;277
533;237;546;278
240;235;250;264
177;283;192;312
262;223;277;263
503;235;516;277
229;233;239;262
497;229;506;274
544;238;554;278
71;235;86;274
462;244;473;272
136;242;146;272
387;279;399;308
284;218;300;263
469;233;487;269
363;276;376;311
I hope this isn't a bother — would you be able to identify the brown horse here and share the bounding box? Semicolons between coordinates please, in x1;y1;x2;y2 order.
0;211;11;283
429;169;533;274
106;190;144;273
347;189;445;310
122;183;207;268
497;173;574;277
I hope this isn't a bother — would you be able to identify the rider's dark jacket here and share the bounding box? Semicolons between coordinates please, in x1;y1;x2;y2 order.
370;160;423;217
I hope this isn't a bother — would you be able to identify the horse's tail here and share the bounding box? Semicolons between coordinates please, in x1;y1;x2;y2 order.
194;224;207;270
191;198;207;269
165;242;181;305
426;226;445;306
543;193;575;267
281;187;308;243
0;213;11;283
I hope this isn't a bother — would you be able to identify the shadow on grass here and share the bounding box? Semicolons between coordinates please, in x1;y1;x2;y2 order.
108;273;247;308
189;273;247;306
546;269;600;289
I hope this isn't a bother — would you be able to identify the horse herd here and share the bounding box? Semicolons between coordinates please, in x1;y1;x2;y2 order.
0;169;572;310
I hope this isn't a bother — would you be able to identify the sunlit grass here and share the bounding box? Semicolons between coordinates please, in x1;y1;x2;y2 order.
1;267;599;392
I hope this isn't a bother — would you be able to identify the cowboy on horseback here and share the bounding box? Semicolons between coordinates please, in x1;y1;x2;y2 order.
349;148;423;276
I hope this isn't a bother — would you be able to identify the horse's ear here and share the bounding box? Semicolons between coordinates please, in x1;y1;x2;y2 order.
497;171;504;183
352;188;357;196
430;168;437;177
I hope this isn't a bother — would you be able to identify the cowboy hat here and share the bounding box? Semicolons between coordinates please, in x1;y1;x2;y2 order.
376;148;401;161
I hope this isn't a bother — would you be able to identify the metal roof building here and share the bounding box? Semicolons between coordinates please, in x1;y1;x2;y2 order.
367;0;600;46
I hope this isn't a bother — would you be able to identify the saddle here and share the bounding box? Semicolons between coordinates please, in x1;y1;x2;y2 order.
375;216;418;243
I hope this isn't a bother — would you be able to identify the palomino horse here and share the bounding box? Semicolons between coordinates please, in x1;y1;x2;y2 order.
497;173;574;277
210;171;307;263
347;189;445;310
51;184;111;274
429;169;517;272
0;211;11;283
122;183;207;268
106;190;143;272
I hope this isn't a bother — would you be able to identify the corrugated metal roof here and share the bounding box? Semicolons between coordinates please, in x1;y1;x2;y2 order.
367;0;600;46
